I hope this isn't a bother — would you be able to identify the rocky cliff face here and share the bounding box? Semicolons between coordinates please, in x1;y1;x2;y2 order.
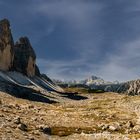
94;80;140;95
35;64;40;76
117;80;140;95
0;18;40;77
0;19;14;71
13;37;36;77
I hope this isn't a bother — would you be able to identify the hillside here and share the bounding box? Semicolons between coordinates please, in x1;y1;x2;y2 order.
1;90;140;140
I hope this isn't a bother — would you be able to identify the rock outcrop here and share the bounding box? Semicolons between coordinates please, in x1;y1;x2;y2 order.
117;80;140;95
0;19;14;71
93;79;140;95
13;37;36;77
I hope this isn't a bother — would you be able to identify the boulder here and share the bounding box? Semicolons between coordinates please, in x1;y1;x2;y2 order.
0;19;14;71
108;123;121;131
18;123;28;131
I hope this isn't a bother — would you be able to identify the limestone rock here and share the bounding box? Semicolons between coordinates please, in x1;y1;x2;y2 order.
133;125;140;132
125;121;135;129
14;117;21;124
13;37;36;77
0;19;14;71
116;80;140;95
18;123;28;131
108;123;121;131
97;79;140;95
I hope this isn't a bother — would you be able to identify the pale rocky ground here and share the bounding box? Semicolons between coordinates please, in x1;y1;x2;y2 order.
1;91;140;140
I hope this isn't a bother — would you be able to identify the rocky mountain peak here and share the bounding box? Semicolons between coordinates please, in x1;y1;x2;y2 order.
89;75;101;80
0;18;14;71
0;18;39;77
15;37;36;59
13;37;36;77
0;19;10;29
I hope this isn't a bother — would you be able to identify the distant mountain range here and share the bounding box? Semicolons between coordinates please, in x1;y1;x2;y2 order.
54;76;140;95
78;76;119;86
54;75;119;86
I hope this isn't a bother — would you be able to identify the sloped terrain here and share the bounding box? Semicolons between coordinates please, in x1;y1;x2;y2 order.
94;79;140;96
0;71;88;103
1;71;140;140
1;89;140;140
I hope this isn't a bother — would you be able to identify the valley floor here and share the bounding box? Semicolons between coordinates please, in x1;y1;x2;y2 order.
1;90;140;140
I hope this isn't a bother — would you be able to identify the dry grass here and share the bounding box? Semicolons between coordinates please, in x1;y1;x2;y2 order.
1;88;140;139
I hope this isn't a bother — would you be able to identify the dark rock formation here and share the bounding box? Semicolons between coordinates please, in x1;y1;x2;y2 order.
41;74;55;85
35;64;40;76
13;37;36;77
0;19;14;71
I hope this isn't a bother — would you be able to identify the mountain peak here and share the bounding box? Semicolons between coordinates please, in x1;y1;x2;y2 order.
0;19;39;77
88;75;102;81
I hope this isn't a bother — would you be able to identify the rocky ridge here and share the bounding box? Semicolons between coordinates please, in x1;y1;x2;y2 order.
80;76;140;96
91;79;140;95
114;79;140;95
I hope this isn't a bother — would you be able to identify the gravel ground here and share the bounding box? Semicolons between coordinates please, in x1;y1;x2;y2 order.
1;91;140;140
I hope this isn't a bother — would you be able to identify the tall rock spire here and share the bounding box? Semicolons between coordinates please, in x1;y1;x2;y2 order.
13;37;36;77
0;19;14;71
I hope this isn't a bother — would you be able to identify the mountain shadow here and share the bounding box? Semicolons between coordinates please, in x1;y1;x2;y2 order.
59;92;88;100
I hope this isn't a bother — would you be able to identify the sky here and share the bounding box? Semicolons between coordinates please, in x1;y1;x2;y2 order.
0;0;140;82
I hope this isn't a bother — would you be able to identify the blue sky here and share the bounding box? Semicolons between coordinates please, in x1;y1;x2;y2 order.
1;0;140;81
